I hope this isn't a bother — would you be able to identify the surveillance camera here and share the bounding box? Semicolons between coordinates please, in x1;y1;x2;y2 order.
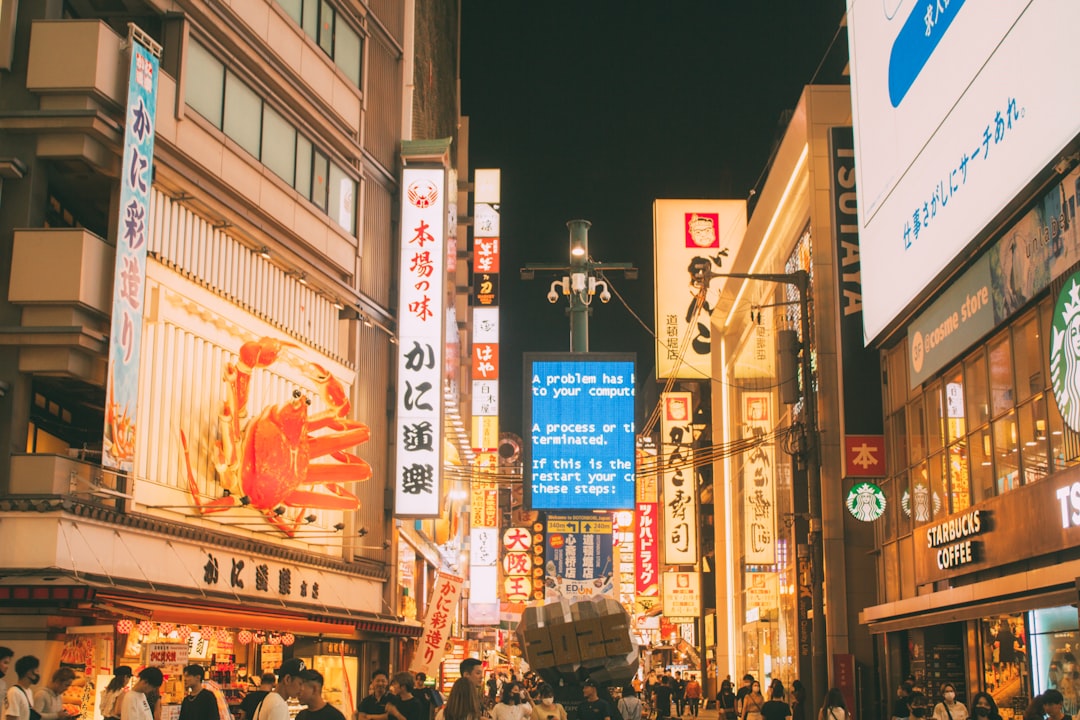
599;289;611;303
547;290;559;304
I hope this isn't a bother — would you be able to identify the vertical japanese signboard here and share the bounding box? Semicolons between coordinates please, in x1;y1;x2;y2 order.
103;32;159;471
653;200;747;379
662;571;702;620
395;167;446;516
661;392;699;565
613;510;636;608
635;502;659;598
411;572;464;677
543;513;614;602
468;486;499;625
742;391;776;565
501;526;532;603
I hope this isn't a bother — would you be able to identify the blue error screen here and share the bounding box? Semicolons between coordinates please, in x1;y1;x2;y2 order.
526;354;635;510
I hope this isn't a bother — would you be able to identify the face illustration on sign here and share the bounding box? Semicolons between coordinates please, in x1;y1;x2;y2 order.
1050;273;1080;432
666;397;689;422
685;213;720;248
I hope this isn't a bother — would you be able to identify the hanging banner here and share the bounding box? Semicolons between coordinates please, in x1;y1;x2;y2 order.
662;571;702;619
395;166;447;516
103;32;159;471
543;513;614;602
411;572;465;677
613;510;636;608
742;391;777;565
661;392;699;565
653;200;747;379
636;502;659;597
468;485;499;625
501;526;533;603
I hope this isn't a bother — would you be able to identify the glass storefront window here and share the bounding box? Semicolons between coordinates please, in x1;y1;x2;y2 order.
1019;395;1049;485
889;409;909;477
966;351;991;427
990;333;1017;416
945;368;967;443
971;426;995;502
947;439;970;511
909;395;927;467
929;453;949;519
980;613;1029;717
927;381;947;454
993;410;1020;493
1032;606;1080;714
1014;310;1043;402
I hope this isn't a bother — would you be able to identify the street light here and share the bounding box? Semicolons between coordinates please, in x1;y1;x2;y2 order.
695;265;827;713
520;219;637;352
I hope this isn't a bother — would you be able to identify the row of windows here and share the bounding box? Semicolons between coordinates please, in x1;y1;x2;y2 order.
276;0;363;87
186;41;357;236
878;296;1080;547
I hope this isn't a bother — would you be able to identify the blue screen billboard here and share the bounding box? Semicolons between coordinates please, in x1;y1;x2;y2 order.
524;353;636;510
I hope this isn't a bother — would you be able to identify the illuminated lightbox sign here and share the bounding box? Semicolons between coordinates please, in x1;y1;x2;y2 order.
848;0;1080;340
525;353;636;510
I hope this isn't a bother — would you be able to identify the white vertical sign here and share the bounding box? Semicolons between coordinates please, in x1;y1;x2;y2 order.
742;391;776;564
661;391;699;565
395;167;446;517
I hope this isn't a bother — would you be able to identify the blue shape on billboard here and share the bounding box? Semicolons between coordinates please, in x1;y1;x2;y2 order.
525;353;635;510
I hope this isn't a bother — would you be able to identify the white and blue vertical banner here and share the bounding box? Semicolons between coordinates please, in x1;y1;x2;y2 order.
103;36;158;471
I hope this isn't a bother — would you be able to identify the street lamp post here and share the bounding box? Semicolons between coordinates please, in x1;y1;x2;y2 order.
520;219;637;352
698;267;826;712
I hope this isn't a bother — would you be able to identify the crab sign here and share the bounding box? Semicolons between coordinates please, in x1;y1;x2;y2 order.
179;336;372;536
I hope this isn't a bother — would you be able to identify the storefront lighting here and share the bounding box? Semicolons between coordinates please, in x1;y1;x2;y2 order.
215;627;231;642
259;246;271;259
137;620;155;636
268;634;282;645
281;633;295;646
177;625;192;641
158;622;175;635
116;618;135;635
238;630;253;645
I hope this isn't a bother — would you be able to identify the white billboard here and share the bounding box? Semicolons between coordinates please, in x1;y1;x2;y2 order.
653;200;746;379
848;0;1080;341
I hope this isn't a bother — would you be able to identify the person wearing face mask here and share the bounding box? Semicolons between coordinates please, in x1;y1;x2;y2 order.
529;685;565;720
741;683;764;720
3;656;42;720
907;693;930;720
932;684;968;720
968;692;1002;720
493;684;528;720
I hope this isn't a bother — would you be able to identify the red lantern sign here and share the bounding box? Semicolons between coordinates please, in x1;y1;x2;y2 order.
116;619;134;635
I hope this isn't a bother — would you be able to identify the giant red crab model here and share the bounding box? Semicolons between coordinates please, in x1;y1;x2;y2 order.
180;337;371;536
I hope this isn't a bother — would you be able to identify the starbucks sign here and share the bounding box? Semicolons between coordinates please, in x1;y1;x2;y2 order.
845;482;886;522
1050;272;1080;432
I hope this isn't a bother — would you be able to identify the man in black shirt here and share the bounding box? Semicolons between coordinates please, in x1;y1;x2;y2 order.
297;671;345;720
358;670;391;720
652;678;674;720
239;675;276;720
386;673;424;720
179;666;219;720
673;673;686;717
579;680;611;720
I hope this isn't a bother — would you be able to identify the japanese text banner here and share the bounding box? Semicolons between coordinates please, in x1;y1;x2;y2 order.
103;38;159;471
410;572;464;677
742;391;776;565
661;392;699;565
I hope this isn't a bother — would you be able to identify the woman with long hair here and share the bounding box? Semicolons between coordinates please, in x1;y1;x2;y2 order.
444;677;484;720
969;692;1002;720
932;683;968;720
100;666;133;720
741;681;765;720
718;680;737;720
817;688;850;720
494;683;530;720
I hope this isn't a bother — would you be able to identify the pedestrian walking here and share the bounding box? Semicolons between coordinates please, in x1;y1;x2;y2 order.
760;682;789;720
932;684;968;720
296;671;344;720
816;689;850;720
717;680;736;720
617;687;642;720
740;682;764;720
530;685;566;720
4;656;42;720
101;667;133;720
120;668;164;720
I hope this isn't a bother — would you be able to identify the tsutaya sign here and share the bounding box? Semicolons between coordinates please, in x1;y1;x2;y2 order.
395;166;447;516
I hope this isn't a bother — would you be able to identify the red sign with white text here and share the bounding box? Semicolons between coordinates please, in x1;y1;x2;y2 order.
474;237;500;273
844;434;886;478
636;502;659;596
410;572;464;677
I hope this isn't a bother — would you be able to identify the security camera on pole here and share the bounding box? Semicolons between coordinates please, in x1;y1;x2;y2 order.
521;220;637;353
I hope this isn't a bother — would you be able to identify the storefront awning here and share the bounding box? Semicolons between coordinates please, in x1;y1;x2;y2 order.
863;586;1076;634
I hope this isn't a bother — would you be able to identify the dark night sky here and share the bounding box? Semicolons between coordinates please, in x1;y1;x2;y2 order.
459;2;848;437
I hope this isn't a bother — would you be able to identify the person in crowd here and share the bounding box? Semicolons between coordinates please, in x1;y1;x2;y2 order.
457;661;483;693
717;680;737;720
969;692;1002;720
579;680;610;720
179;666;218;720
760;681;789;720
120;668;164;720
740;681;764;720
683;676;701;718
358;670;392;720
652;677;674;720
932;684;968;720
893;682;914;720
1041;690;1070;720
238;675;275;720
33;668;77;720
486;677;499;711
672;673;685;718
789;681;805;720
253;659;305;720
617;686;642;720
816;689;849;720
444;677;484;720
4;656;43;720
414;673;443;720
1022;695;1048;720
297;670;344;720
0;649;14;701
735;677;755;718
908;693;930;720
386;673;424;720
492;683;528;720
530;685;566;720
101;667;133;720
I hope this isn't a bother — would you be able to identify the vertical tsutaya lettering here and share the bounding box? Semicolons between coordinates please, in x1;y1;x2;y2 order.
1056;482;1080;529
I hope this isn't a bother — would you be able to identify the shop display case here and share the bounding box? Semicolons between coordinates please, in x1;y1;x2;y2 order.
294;639;360;718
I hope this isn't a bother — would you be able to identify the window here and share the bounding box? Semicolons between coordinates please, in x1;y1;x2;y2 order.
328;162;355;235
993;410;1020;493
1014;310;1043;402
223;73;262;157
261;105;297;184
274;0;363;88
989;333;1016;415
186;42;224;126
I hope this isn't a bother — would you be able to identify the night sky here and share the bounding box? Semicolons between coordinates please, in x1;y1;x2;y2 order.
459;2;848;437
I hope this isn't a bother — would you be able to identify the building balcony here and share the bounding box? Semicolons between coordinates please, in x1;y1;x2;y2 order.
1;228;112;383
7;453;127;512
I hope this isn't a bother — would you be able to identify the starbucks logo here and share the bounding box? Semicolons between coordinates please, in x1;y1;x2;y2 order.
1050;272;1080;432
845;482;886;522
911;331;925;374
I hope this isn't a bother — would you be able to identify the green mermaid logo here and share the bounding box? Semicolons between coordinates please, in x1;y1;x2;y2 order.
1050;272;1080;432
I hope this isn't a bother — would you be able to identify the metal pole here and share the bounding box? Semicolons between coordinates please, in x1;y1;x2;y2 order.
567;219;591;353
